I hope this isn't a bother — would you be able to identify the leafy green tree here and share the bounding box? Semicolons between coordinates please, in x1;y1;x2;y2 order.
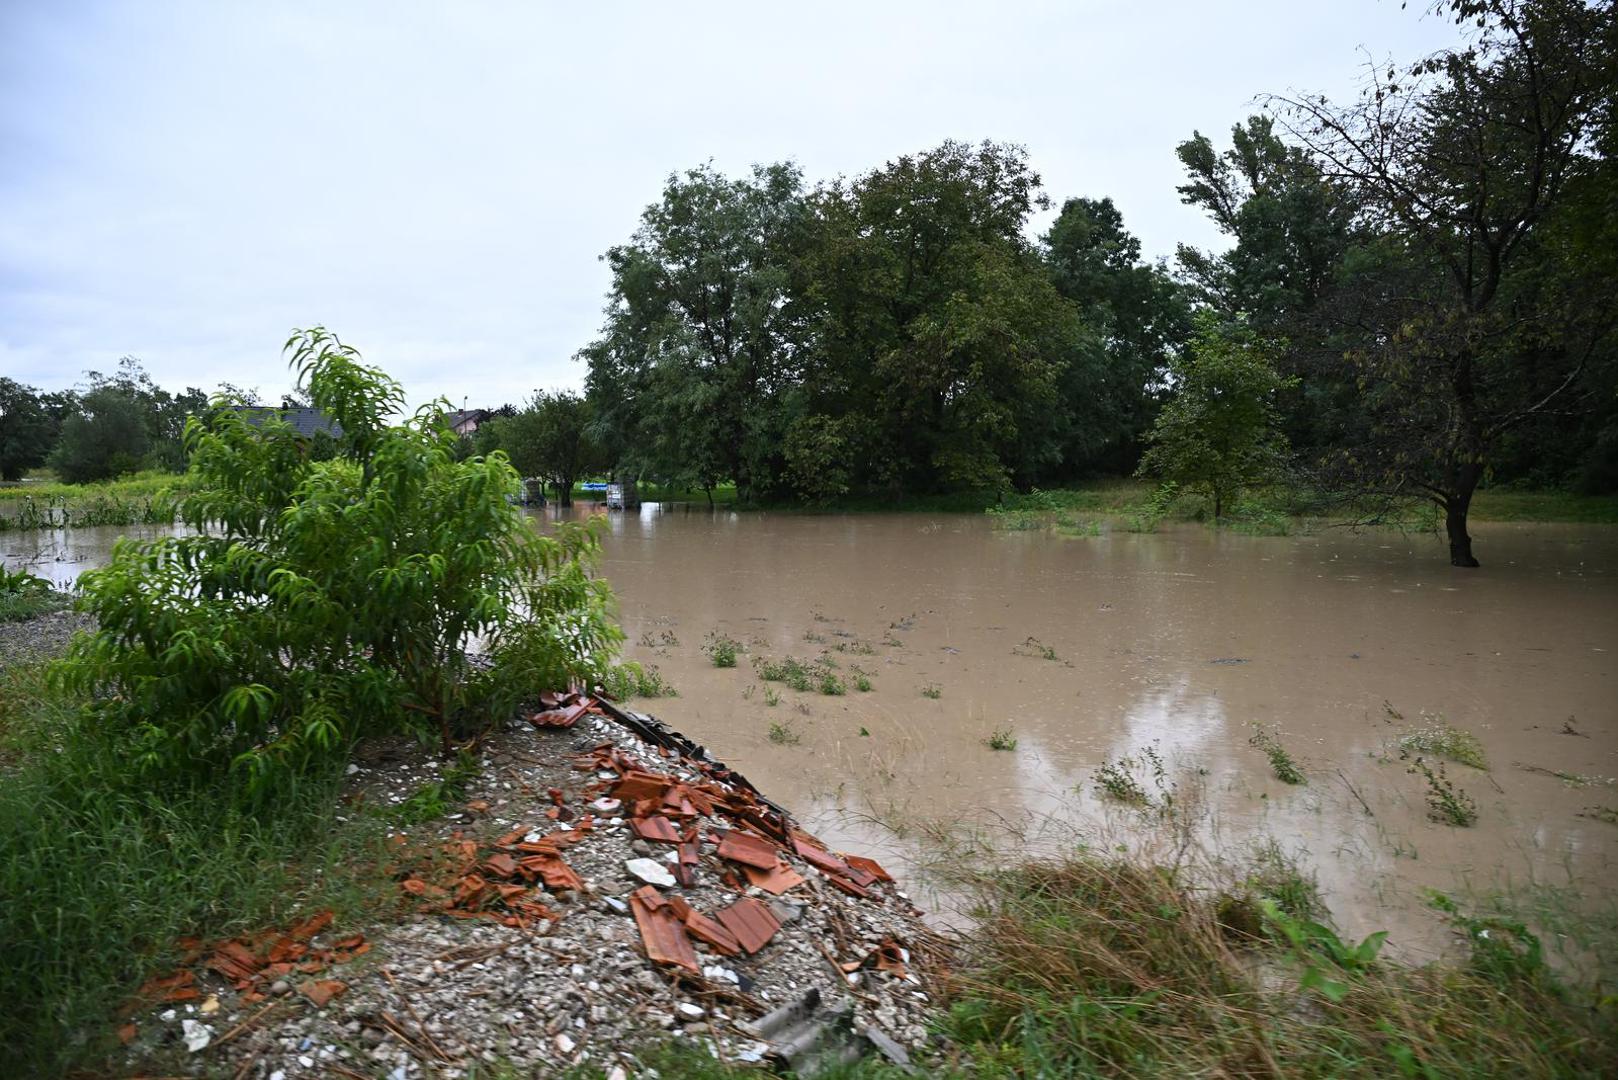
797;141;1085;495
48;387;151;483
1043;197;1192;474
0;379;60;481
491;390;602;506
1276;0;1615;565
54;328;620;791
1137;315;1297;518
583;163;806;501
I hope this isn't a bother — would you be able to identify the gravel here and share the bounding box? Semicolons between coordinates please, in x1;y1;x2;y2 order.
124;706;949;1077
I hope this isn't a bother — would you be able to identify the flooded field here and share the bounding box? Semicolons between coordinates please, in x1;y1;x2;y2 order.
7;508;1617;958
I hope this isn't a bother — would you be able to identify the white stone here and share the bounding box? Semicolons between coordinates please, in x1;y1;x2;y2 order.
625;858;675;887
181;1019;212;1052
555;1032;577;1054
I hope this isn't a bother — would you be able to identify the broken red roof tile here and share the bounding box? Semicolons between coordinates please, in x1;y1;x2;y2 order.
518;852;584;892
842;854;892;883
631;816;681;844
206;941;262;983
717;830;781;870
483;852;519;878
715;897;781;955
792;836;852;877
612;770;673;803
743;859;806;895
299;978;347;1007
287;910;334;942
824;873;871;900
629;886;700;971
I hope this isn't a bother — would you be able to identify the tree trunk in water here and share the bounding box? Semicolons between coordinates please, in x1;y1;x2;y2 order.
1445;488;1480;568
557;480;572;508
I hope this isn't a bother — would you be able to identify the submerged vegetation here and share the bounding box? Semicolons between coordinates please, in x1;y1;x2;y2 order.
1250;725;1307;785
1398;719;1489;770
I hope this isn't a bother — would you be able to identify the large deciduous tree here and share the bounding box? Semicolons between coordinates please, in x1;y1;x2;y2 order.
582;163;806;502
1276;0;1616;565
796;141;1086;495
0;379;60;481
1043;197;1191;475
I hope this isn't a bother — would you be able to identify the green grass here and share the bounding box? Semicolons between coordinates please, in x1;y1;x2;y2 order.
985;726;1018;751
0;664;390;1079
1469;488;1618;524
703;631;742;668
600;661;678;699
1249;725;1307;785
938;851;1616;1078
0;471;186;532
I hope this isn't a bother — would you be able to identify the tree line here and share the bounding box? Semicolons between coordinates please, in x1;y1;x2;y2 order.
540;0;1613;565
3;1;1611;567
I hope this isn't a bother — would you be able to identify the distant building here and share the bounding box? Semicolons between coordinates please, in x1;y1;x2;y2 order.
236;406;343;439
444;409;489;438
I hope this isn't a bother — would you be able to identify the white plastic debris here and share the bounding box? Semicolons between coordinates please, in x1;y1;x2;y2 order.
625;857;676;887
677;1002;706;1020
181;1019;212;1052
555;1032;577;1054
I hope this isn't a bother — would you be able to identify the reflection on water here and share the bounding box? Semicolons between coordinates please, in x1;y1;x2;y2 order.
7;505;1617;957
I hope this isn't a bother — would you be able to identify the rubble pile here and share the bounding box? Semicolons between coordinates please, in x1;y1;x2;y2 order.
125;693;945;1077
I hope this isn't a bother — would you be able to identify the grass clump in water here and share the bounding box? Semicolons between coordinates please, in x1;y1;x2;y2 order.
1249;725;1306;784
921;683;942;699
1397;717;1488;770
766;720;801;746
600;661;677;699
1406;755;1479;826
985;726;1018;751
702;631;742;668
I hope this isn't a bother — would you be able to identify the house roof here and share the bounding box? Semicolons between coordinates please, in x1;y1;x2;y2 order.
444;408;488;429
236;406;343;438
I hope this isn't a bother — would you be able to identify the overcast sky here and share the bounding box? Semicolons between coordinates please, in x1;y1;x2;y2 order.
1;1;1462;410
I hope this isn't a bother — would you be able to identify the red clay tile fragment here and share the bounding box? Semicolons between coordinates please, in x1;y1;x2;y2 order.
717;830;781;871
742;859;806;895
714;897;781;955
612;770;672;803
631;816;681;844
299;978;347;1007
628;886;700;971
288;910;334;941
483;853;519;878
792;836;851;877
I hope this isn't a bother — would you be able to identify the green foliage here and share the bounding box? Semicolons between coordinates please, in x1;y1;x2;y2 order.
0;377;64;481
853;673;873;692
766;720;801;746
0;567;59;622
1249;725;1307;784
985;725;1018;751
0;666;389;1079
479;390;602;506
49;386;152;483
50;329;621;794
388;751;480;824
1013;636;1060;661
920;683;942;699
1397;719;1488;770
1092;746;1171;809
943;848;1616;1077
703;631;742;668
1136;314;1296;519
599;661;676;700
1406;756;1479;826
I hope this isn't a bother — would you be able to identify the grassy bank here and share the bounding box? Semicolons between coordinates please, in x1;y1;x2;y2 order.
0;470;185;531
0;663;390;1078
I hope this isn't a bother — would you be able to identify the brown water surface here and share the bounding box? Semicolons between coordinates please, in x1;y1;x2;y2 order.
8;509;1616;956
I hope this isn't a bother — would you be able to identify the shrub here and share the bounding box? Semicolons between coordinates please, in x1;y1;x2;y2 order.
1249;725;1306;784
51;329;621;795
1398;718;1488;770
986;726;1018;751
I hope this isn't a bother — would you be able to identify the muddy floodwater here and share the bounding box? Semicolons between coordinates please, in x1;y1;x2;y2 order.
7;509;1617;958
